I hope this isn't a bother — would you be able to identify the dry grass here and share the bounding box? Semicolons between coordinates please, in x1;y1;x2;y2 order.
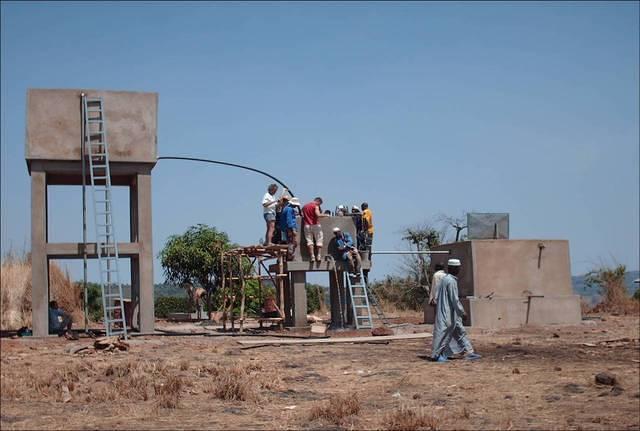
1;359;183;407
586;265;639;315
1;252;82;330
383;407;441;431
308;392;361;425
1;252;32;330
154;374;182;409
206;364;260;402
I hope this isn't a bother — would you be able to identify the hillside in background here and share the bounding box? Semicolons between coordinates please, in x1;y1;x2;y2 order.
151;271;640;305
572;270;639;305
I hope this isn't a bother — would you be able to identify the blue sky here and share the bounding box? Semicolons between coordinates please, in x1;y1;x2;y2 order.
1;1;638;284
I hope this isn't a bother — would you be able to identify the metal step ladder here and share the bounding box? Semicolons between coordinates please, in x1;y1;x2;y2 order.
82;95;128;339
345;270;373;329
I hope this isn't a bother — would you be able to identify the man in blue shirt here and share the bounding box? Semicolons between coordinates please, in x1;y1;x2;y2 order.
48;300;75;338
333;227;362;276
279;196;300;260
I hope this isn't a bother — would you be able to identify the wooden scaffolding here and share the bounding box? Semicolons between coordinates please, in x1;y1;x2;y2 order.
219;245;289;332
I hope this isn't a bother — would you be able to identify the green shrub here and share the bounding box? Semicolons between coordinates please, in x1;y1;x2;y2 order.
155;296;194;318
306;283;326;313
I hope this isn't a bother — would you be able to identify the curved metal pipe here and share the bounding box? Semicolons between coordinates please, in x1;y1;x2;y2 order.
157;156;294;196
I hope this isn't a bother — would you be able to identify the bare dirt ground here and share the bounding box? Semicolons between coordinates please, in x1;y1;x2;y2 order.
1;313;639;430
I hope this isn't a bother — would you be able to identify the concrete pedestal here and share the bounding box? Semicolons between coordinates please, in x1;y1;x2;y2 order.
26;89;158;337
425;240;581;328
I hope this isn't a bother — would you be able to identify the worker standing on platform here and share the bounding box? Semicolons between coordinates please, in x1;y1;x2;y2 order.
361;202;374;250
302;197;329;262
261;184;279;245
431;258;481;362
280;196;299;260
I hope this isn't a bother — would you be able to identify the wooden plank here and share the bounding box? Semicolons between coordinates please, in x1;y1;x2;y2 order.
237;332;432;346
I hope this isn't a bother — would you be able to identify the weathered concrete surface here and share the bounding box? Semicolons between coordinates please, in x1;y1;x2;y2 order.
468;296;581;328
31;170;48;337
131;173;155;333
471;240;573;297
429;241;474;296
290;272;308;328
425;240;581;328
26;89;157;165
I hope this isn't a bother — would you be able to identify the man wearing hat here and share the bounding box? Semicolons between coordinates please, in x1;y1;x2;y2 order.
431;258;481;362
333;227;362;276
279;196;300;260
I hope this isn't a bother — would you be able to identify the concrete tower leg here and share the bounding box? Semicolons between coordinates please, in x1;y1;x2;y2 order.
283;275;293;326
130;173;154;333
329;270;346;329
31;170;49;337
290;271;308;328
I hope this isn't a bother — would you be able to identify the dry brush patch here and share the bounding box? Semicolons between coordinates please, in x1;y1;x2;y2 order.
382;406;441;431
202;362;279;402
307;392;361;426
1;358;187;408
154;374;182;409
1;253;82;330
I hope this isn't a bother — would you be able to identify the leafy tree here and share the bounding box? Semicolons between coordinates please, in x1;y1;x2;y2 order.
76;281;104;322
159;224;233;291
159;224;237;313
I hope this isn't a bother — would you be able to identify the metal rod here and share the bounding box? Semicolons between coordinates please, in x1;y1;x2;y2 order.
81;93;89;333
369;250;451;255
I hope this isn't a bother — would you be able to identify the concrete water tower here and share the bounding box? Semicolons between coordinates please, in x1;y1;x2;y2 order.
25;89;158;336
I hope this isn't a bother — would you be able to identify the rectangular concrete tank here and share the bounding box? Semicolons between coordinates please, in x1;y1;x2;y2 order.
25;88;157;166
425;240;581;328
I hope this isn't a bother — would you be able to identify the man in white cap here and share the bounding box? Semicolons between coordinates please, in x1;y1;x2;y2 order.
431;258;480;362
261;184;281;245
333;227;362;276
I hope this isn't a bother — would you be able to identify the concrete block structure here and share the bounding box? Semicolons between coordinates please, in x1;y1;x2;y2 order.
424;240;581;328
270;214;370;329
26;88;157;336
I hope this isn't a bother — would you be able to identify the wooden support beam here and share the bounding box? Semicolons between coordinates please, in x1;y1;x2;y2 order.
237;332;433;348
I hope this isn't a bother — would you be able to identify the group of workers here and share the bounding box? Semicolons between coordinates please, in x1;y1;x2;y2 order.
429;258;481;362
261;183;373;276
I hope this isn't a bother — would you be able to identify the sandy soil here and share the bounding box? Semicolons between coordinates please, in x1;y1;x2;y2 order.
1;313;638;430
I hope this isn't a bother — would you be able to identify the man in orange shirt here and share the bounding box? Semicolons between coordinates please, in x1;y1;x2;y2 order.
361;202;374;250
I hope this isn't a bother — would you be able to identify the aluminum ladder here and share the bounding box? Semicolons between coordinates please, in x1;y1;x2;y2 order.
346;271;373;329
82;95;128;339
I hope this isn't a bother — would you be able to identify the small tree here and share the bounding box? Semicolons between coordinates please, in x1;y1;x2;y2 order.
438;211;468;242
585;264;637;314
159;224;234;311
401;222;443;287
